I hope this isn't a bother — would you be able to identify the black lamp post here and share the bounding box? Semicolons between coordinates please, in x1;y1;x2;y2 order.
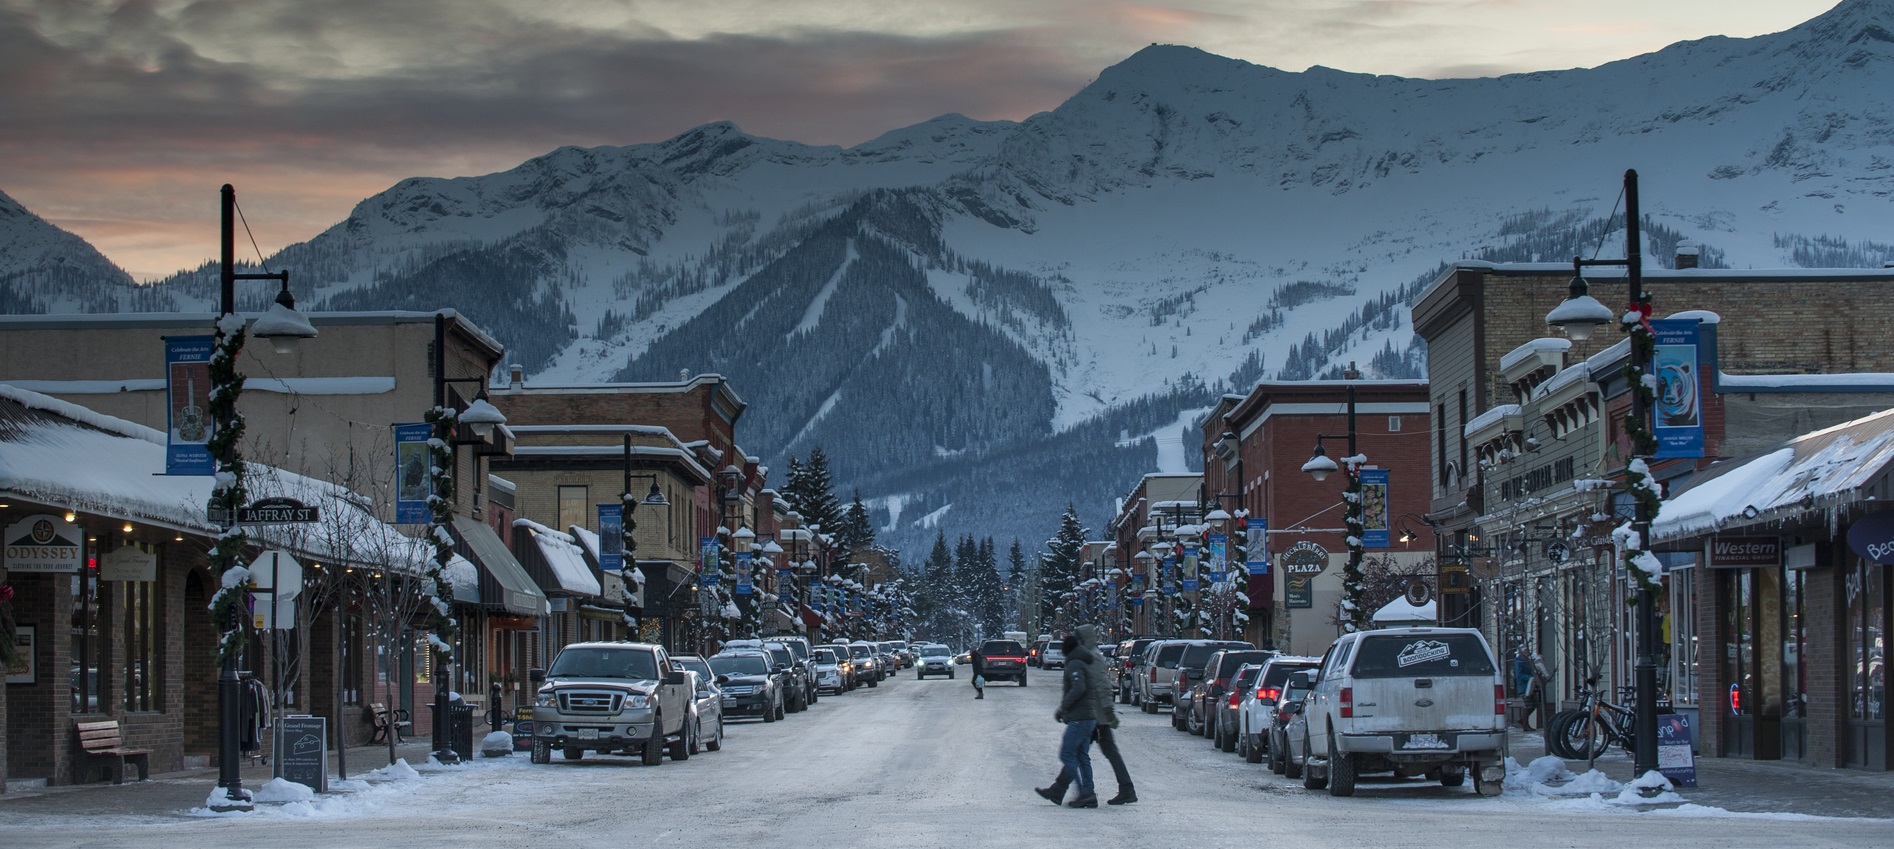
209;184;316;810
620;433;669;639
426;313;508;766
1543;168;1659;781
1303;362;1366;634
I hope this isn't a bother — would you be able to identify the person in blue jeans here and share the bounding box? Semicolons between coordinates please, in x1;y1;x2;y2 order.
1048;633;1099;808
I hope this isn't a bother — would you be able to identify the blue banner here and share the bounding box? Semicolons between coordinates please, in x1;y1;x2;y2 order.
735;551;752;595
1652;319;1706;459
393;422;433;523
1206;533;1227;583
164;336;215;476
1182;544;1199;591
597;503;624;572
1360;468;1390;549
1246;517;1269;575
700;538;719;587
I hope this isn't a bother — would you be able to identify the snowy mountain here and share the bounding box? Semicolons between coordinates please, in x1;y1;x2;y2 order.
8;0;1894;554
0;188;142;313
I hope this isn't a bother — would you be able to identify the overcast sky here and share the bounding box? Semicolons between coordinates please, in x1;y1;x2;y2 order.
0;0;1843;280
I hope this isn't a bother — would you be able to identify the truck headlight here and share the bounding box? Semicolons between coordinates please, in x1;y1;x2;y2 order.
534;692;556;708
623;694;650;710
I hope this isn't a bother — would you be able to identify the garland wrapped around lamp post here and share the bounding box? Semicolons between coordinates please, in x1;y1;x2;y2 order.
1542;167;1661;783
1303;362;1368;634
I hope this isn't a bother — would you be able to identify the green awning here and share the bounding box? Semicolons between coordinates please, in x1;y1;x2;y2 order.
449;515;548;617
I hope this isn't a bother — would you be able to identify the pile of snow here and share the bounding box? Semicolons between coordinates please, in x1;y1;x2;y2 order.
1504;755;1683;806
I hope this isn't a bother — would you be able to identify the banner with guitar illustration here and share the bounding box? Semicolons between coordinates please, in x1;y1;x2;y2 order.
165;335;215;475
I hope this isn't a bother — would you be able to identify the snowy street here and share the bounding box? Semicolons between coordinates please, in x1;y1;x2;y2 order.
4;673;1889;848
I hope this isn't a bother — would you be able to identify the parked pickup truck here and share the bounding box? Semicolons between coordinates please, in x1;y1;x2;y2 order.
529;641;692;766
1299;627;1508;797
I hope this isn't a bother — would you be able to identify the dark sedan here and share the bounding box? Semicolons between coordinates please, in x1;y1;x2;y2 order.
710;652;783;722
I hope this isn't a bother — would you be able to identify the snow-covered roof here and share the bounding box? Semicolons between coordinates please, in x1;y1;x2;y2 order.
0;383;429;572
1372;597;1437;625
514;517;602;596
1499;338;1571;372
1718;372;1894;392
1463;404;1521;438
1652;407;1894;541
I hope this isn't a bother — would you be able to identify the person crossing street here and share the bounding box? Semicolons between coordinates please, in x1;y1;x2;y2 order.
1035;625;1135;806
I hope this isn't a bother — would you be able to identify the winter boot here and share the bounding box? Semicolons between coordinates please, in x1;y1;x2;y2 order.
1107;785;1138;805
1034;781;1068;805
1066;791;1099;808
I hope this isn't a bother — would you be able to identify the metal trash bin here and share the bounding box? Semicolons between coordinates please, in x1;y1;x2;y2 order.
449;703;475;760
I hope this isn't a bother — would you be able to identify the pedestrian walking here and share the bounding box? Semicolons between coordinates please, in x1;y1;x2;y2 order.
1036;625;1135;805
1514;648;1546;731
971;647;986;699
1034;632;1098;808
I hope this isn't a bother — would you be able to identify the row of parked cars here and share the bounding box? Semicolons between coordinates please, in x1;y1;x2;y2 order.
1112;626;1510;797
522;637;916;765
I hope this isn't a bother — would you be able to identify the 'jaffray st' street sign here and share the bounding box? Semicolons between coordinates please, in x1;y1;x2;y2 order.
210;497;321;526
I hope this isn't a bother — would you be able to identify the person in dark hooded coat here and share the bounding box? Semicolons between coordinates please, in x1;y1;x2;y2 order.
1035;625;1135;805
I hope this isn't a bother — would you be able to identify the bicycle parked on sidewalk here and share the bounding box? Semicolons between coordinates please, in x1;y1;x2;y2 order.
1547;678;1650;761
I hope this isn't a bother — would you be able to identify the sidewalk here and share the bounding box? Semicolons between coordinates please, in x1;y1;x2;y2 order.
0;738;446;819
1510;728;1894;819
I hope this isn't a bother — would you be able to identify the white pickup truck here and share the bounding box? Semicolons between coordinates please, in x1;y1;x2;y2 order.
1299;627;1508;796
528;641;693;766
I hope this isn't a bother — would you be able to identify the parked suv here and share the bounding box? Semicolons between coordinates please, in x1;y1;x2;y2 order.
1135;639;1187;711
1239;655;1321;762
1182;647;1274;737
1113;638;1158;703
528;641;692;766
1299;627;1508;797
916;644;956;679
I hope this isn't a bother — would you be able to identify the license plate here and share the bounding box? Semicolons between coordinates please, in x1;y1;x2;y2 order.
577;728;599;740
1397;732;1452;750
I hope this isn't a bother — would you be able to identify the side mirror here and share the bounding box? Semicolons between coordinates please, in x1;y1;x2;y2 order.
716;674;730;685
664;670;687;686
773;663;789;673
529;667;546;684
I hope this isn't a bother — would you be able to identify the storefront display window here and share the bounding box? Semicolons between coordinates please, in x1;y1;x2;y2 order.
1847;561;1885;722
121;572;159;712
71;568;101;714
1667;562;1699;707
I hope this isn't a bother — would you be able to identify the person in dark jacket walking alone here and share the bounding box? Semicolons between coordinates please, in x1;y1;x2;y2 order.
1040;632;1098;807
971;648;986;699
1036;625;1135;805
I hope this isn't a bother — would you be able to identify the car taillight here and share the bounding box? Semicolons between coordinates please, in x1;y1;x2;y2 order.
1339;686;1353;719
1148;667;1156;682
1495;684;1507;715
1256;686;1281;702
1229;691;1242;708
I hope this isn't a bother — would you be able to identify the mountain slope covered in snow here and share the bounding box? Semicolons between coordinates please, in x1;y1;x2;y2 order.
6;0;1894;552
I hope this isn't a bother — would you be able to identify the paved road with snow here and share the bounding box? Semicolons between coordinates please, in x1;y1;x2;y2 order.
4;672;1888;848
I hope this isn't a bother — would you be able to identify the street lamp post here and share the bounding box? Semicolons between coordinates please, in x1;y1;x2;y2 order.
208;184;317;810
620;434;669;640
1302;363;1367;634
425;312;508;767
1543;168;1660;781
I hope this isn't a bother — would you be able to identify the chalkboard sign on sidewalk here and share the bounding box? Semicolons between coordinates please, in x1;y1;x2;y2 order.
278;715;329;793
1655;712;1697;788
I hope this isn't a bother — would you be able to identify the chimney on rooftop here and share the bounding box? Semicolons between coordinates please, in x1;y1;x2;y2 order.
509;364;523;389
1675;241;1700;270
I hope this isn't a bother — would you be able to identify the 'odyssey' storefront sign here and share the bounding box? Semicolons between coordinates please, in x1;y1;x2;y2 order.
1706;536;1779;569
4;514;84;573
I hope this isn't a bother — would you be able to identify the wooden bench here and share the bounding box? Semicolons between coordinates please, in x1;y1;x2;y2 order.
367;703;411;743
75;720;151;784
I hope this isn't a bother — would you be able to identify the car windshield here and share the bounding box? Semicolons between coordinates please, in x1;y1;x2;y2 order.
1233;666;1263;689
921;645;951;657
766;647;792;666
1261;662;1318;689
710;654;770;676
814;649;838;664
546;648;657;680
1350;634;1497;678
784;642;809;660
1181;642;1253;668
848;645;873;659
1155;643;1186;668
675;658;711;684
1213;651;1274;676
979;640;1025;656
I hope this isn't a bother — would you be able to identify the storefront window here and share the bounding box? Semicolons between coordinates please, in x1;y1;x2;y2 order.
1784;568;1805;717
71;567;101;713
1847;560;1885;721
1667;562;1699;706
121;571;159;712
1725;569;1754;715
341;608;363;705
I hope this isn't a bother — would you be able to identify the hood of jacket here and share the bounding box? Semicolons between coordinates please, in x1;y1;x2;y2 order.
1075;624;1101;650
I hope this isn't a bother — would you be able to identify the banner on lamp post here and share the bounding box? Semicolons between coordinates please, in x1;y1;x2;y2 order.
393;422;433;524
735;551;753;595
1245;518;1269;575
1360;468;1390;548
597;503;624;572
1181;544;1199;591
165;336;215;476
1652;318;1706;459
699;537;719;587
1206;533;1227;583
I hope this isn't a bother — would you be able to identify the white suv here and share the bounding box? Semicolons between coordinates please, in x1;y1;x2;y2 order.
1298;627;1508;797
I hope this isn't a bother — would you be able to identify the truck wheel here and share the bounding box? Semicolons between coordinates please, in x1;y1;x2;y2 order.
530;738;551;765
563;747;584;761
641;725;664;766
1327;735;1356;797
1440;766;1466;787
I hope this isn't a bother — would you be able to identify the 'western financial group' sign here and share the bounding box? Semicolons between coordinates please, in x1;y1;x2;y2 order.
1706;536;1779;569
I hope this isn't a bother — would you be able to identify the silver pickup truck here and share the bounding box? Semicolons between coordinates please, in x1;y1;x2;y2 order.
1300;627;1508;796
528;641;693;766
